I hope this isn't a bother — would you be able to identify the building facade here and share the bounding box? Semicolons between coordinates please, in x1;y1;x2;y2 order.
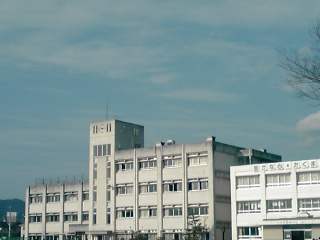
231;159;320;240
24;181;89;240
23;119;281;240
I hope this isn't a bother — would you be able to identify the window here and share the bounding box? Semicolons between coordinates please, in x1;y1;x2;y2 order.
116;208;134;219
297;171;320;184
116;184;133;195
138;157;157;170
188;205;208;216
46;213;60;222
237;201;261;213
267;199;292;212
106;163;111;178
163;181;182;192
82;212;89;221
236;175;260;188
163;206;183;217
45;235;59;240
115;160;134;172
106;190;111;201
64;212;78;222
29;194;42;204
163;155;182;168
93;209;96;225
187;152;208;166
139;182;157;193
139;207;157;218
64;192;78;202
46;193;60;203
106;208;111;224
188;179;208;191
93;144;111;157
82;191;89;201
266;173;290;186
164;233;183;240
133;128;140;136
238;227;260;238
29;214;42;223
298;198;320;211
92;125;98;134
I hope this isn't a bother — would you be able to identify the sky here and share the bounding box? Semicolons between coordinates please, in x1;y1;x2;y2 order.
1;0;320;199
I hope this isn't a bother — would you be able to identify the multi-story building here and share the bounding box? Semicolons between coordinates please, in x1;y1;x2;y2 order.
24;180;89;240
231;159;320;240
23;119;281;240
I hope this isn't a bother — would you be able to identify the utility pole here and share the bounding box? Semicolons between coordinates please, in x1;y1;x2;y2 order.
8;222;11;240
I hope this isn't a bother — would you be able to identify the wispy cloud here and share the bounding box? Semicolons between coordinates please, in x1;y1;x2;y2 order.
160;88;238;103
297;111;320;133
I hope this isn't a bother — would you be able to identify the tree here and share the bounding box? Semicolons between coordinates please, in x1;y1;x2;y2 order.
280;21;320;102
129;231;148;240
184;215;207;240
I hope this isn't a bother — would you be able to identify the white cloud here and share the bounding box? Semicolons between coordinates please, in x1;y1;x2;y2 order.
149;73;176;84
1;0;319;82
160;88;238;103
296;111;320;132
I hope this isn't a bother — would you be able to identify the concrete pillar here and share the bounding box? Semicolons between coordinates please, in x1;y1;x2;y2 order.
60;184;65;240
134;149;139;231
156;145;163;239
206;137;215;239
42;185;47;240
25;187;30;240
182;144;188;231
79;183;83;224
291;170;298;216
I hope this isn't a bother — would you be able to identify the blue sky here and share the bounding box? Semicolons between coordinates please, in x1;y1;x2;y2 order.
1;1;320;199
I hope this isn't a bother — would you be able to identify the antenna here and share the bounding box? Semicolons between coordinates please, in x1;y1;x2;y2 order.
105;104;109;120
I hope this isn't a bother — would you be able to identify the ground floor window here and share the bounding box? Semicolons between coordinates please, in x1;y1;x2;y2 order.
28;235;41;240
63;235;76;240
163;233;183;240
46;235;59;240
238;227;261;238
116;234;148;240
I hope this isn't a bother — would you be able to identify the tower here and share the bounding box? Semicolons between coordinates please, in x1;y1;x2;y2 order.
88;120;144;237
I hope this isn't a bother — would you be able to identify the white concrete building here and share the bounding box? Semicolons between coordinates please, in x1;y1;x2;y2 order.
25;180;89;240
23;119;281;240
231;159;320;240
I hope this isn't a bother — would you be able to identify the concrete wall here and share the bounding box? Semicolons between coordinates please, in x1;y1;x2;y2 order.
263;226;282;240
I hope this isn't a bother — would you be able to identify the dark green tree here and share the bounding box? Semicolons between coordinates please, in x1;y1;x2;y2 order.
184;215;207;240
129;231;148;240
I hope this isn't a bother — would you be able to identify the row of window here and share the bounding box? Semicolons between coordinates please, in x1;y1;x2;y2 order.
116;179;208;195
237;200;291;213
29;212;89;223
238;227;260;238
116;205;208;219
237;198;320;213
28;235;80;240
93;144;111;157
115;152;209;172
138;157;157;169
30;192;89;204
237;171;320;188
